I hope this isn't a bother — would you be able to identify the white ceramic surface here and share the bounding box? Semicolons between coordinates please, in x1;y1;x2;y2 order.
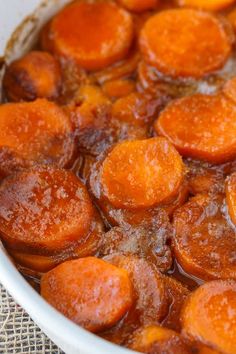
0;2;136;353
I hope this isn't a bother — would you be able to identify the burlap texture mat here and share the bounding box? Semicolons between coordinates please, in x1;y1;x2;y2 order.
0;284;64;354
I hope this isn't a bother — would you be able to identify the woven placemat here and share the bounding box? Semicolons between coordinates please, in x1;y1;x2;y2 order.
0;284;64;354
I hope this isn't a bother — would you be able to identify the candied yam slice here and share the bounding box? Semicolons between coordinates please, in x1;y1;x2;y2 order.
139;9;231;78
196;345;221;354
182;280;236;354
226;172;236;225
0;166;97;253
186;160;224;195
228;9;236;30
111;91;161;126
100;137;184;209
118;0;158;12
70;84;111;130
92;51;140;84
178;0;235;11
41;257;133;332
9;250;58;273
3;51;61;102
102;79;135;99
105;254;167;324
0;99;74;173
9;219;103;272
127;325;191;353
155;94;236;164
173;194;236;280
223;77;236;104
47;0;134;70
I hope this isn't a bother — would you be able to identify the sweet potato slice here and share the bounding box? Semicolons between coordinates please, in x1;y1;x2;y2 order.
226;172;236;225
41;257;133;332
100;137;184;209
69;85;111;130
105;255;167;324
102;79;135;99
127;325;191;353
9;250;58;273
92;51;140;84
118;0;158;12
139;9;231;78
173;194;236;280
155;94;236;164
0;166;100;254
45;0;134;71
111;91;161;126
102;255;168;344
3;51;61;102
223;77;236;104
110;91;163;140
196;345;221;354
9;221;103;272
182;280;236;354
228;8;236;31
178;0;235;11
90;156;187;229
0;99;74;175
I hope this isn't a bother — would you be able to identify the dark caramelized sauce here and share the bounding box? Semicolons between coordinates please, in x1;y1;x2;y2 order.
168;260;204;291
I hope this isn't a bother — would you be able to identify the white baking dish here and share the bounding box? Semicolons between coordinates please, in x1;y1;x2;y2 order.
0;1;136;353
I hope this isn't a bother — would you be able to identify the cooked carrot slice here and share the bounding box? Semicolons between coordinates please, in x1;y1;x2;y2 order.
0;166;101;254
118;0;158;12
173;194;236;280
156;94;236;164
178;0;235;11
226;172;236;226
140;9;231;78
3;51;61;102
162;276;190;332
102;79;135;99
223;77;236;104
100;137;184;209
41;257;133;332
182;280;236;354
0;99;74;175
45;1;134;71
106;255;167;323
127;325;191;353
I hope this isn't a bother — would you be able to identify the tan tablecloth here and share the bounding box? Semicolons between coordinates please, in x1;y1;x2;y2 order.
0;284;64;354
